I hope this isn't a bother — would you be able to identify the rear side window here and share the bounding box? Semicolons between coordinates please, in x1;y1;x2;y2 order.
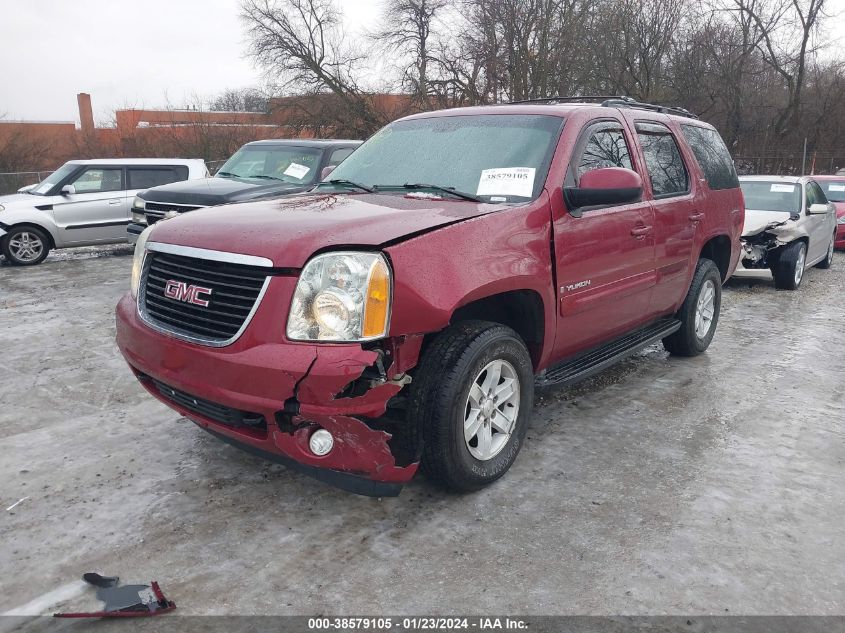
577;123;633;178
127;166;189;189
635;122;688;197
680;125;739;190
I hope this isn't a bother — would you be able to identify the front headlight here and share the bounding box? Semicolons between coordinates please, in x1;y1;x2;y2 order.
130;226;154;299
131;211;147;224
838;216;845;225
287;252;391;341
132;195;146;210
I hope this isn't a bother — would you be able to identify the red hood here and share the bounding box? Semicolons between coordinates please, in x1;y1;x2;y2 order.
833;201;845;218
147;192;507;267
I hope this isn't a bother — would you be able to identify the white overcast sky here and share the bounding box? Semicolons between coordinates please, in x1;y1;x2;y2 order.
1;0;843;125
0;0;382;124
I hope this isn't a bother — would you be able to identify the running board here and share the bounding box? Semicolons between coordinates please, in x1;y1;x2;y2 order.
536;318;681;389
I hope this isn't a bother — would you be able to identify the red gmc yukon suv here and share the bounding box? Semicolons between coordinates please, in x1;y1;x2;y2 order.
116;98;744;496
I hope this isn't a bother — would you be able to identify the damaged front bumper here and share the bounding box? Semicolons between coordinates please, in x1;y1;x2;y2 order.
738;219;803;272
115;295;422;496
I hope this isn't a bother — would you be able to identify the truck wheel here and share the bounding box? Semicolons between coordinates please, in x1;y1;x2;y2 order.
814;233;835;269
1;226;51;266
662;258;721;357
409;320;534;492
773;240;806;290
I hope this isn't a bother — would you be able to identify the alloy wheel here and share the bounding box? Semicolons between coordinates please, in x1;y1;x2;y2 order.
694;279;716;339
463;359;520;461
8;231;45;263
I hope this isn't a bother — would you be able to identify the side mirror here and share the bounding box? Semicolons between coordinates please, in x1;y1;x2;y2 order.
60;184;76;196
808;203;832;215
320;165;336;180
563;167;642;214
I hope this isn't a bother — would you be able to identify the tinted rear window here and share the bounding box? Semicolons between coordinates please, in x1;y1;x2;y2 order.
128;167;188;189
680;125;739;191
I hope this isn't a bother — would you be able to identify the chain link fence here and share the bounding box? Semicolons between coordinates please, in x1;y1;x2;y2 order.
0;171;52;196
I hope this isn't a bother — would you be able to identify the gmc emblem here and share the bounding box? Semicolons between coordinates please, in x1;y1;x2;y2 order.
163;280;212;307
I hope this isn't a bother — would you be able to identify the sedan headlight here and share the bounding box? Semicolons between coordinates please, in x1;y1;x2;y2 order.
287;252;391;341
132;195;146;210
838;216;845;225
130;226;154;299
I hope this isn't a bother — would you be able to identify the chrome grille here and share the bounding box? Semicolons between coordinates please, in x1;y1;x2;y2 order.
144;202;204;224
139;249;270;346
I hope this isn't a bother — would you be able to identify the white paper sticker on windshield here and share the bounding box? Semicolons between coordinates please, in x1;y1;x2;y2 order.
477;167;536;198
283;162;310;179
770;183;796;193
829;184;845;192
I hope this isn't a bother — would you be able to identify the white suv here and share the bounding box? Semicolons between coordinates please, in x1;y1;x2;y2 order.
0;158;207;265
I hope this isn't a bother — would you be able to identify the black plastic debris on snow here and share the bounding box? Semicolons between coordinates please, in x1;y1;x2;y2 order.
53;572;176;618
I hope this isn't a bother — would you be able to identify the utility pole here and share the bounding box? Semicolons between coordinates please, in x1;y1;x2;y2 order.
801;137;808;175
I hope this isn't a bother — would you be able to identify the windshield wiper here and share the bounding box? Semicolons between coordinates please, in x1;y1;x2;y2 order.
399;183;481;202
250;175;284;181
216;171;242;178
327;179;375;193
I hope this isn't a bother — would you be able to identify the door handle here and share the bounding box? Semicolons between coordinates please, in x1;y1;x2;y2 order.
108;198;122;205
688;212;705;222
630;225;652;238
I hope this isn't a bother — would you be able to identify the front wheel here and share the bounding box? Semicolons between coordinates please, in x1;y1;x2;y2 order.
773;240;806;290
1;225;51;266
662;258;722;357
409;321;534;492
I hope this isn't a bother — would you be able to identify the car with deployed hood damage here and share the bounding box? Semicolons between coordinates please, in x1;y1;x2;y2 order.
736;175;837;289
116;97;744;496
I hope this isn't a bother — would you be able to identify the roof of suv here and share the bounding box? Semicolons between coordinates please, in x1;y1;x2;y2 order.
66;158;206;166
400;101;715;128
244;139;362;147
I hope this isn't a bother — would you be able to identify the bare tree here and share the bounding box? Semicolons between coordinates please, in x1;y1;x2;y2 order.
372;0;449;107
210;88;269;112
241;0;392;135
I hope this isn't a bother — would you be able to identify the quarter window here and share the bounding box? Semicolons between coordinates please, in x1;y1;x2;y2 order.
327;148;355;167
577;124;633;178
71;168;123;193
680;125;739;190
636;122;688;197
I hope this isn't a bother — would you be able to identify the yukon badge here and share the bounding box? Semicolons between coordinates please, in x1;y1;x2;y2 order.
163;279;212;307
563;280;591;293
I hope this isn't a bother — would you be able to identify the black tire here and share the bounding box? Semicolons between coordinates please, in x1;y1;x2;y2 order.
814;232;835;269
1;225;51;266
772;240;807;290
662;258;722;357
409;320;534;492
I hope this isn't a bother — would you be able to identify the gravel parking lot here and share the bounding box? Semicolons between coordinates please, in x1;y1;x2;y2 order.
1;247;843;618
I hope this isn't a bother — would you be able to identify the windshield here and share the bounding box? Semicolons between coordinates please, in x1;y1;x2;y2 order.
216;145;323;184
740;181;801;214
819;180;845;203
30;163;78;195
325;114;564;202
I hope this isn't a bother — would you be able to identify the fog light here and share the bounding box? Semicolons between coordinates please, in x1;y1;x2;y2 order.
309;429;334;456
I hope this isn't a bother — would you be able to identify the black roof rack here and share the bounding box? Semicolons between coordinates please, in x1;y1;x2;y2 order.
505;95;699;119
